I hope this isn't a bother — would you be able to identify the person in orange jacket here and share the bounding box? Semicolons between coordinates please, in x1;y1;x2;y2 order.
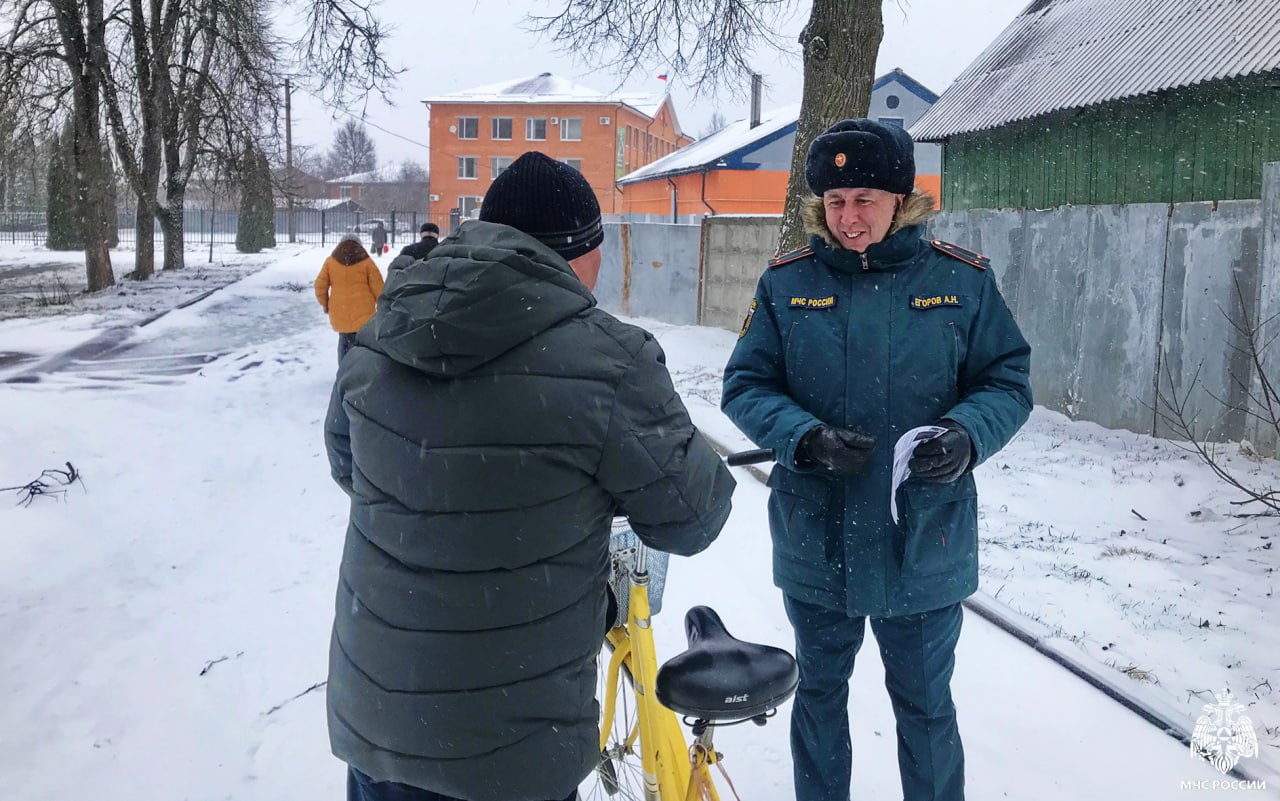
314;235;384;362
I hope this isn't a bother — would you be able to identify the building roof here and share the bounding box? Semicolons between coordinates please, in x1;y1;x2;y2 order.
618;103;801;185
328;170;387;185
617;68;938;185
289;197;369;211
911;0;1280;141
873;68;939;104
423;72;668;118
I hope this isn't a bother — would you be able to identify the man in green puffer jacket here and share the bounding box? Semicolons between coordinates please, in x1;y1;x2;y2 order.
325;152;735;801
722;120;1032;801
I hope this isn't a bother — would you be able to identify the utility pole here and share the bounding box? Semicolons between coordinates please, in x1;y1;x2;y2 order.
285;78;296;243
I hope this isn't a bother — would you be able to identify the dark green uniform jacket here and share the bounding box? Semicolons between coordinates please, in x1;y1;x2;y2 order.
722;197;1031;618
325;220;735;801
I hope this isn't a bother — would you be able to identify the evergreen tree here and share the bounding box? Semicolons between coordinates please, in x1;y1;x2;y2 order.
101;144;120;250
236;146;276;253
46;123;119;251
45;123;80;250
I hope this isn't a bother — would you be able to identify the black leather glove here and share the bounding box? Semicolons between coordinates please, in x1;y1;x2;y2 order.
908;422;972;483
797;425;877;477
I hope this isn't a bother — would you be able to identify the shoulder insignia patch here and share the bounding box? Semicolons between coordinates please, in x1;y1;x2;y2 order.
738;299;758;339
768;246;814;269
930;239;990;271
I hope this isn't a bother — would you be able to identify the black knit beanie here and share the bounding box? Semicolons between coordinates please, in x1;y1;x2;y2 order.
805;118;915;196
480;151;604;261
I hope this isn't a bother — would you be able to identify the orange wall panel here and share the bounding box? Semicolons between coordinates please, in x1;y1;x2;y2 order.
621;170;944;216
914;174;942;208
621;170;788;216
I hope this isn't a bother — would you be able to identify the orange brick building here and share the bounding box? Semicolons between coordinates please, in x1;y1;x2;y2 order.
422;73;693;232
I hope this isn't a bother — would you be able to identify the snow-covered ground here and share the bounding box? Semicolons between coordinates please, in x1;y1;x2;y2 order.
0;246;1276;799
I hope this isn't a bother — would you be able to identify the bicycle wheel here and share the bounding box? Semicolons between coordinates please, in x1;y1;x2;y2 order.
580;641;648;801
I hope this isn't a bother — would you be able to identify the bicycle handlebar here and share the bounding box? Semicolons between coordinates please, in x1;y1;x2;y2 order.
726;448;774;467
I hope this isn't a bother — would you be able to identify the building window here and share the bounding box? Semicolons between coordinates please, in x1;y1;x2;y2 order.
339;186;351;200
559;158;582;172
559;117;583;141
458;156;478;179
878;117;905;128
491;156;513;179
886;94;901;110
457;117;479;139
492;117;512;140
459;196;483;219
526;117;547;141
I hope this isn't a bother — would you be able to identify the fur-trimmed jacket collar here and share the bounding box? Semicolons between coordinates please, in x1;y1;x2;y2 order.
801;190;935;247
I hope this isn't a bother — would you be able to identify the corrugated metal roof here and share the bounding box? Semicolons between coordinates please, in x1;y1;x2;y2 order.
911;0;1280;141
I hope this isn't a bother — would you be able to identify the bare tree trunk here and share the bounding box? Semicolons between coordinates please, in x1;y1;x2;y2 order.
778;0;883;255
74;117;116;290
56;0;116;291
133;202;156;278
160;192;185;271
98;0;176;281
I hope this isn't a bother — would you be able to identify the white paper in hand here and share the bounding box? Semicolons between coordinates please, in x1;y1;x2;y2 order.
891;426;948;524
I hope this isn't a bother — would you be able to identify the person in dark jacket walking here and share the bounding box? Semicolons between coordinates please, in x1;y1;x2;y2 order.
722;119;1032;801
369;219;387;257
397;222;439;261
326;151;735;801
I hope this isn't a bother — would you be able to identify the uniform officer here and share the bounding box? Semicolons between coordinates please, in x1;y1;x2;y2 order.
721;118;1033;801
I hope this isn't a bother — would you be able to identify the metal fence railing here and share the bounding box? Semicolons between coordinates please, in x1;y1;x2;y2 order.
0;208;427;249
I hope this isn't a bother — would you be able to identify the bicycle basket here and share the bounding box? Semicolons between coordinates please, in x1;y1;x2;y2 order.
608;519;670;627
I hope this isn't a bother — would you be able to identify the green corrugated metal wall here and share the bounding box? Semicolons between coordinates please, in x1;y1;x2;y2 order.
942;72;1280;209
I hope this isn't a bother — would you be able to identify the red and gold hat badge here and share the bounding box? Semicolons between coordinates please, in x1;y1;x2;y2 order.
834;153;847;167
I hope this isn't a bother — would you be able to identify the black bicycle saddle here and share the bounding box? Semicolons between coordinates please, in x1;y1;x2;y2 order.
654;606;799;721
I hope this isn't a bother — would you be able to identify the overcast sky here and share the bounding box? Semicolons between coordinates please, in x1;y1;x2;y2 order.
288;0;1033;170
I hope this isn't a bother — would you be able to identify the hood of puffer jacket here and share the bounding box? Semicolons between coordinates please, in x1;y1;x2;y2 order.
363;220;595;377
801;189;935;246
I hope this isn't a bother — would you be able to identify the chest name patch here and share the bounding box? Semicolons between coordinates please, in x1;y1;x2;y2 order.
789;295;837;310
910;295;961;310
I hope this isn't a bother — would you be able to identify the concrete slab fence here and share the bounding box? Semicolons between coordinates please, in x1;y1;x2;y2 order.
603;162;1280;450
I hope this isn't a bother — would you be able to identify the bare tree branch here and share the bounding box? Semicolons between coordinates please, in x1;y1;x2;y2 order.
528;0;797;97
1155;275;1280;512
289;0;400;109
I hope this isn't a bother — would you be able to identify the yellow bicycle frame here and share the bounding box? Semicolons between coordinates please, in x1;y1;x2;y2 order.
600;578;721;801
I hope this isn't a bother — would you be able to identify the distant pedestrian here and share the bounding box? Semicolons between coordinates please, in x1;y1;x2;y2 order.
314;235;383;363
397;222;440;262
370;220;387;257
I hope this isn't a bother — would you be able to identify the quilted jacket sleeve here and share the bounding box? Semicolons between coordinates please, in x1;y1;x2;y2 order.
324;373;355;496
596;333;735;557
942;270;1033;467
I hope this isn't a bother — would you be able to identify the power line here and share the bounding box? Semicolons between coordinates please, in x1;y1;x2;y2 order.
298;86;430;151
